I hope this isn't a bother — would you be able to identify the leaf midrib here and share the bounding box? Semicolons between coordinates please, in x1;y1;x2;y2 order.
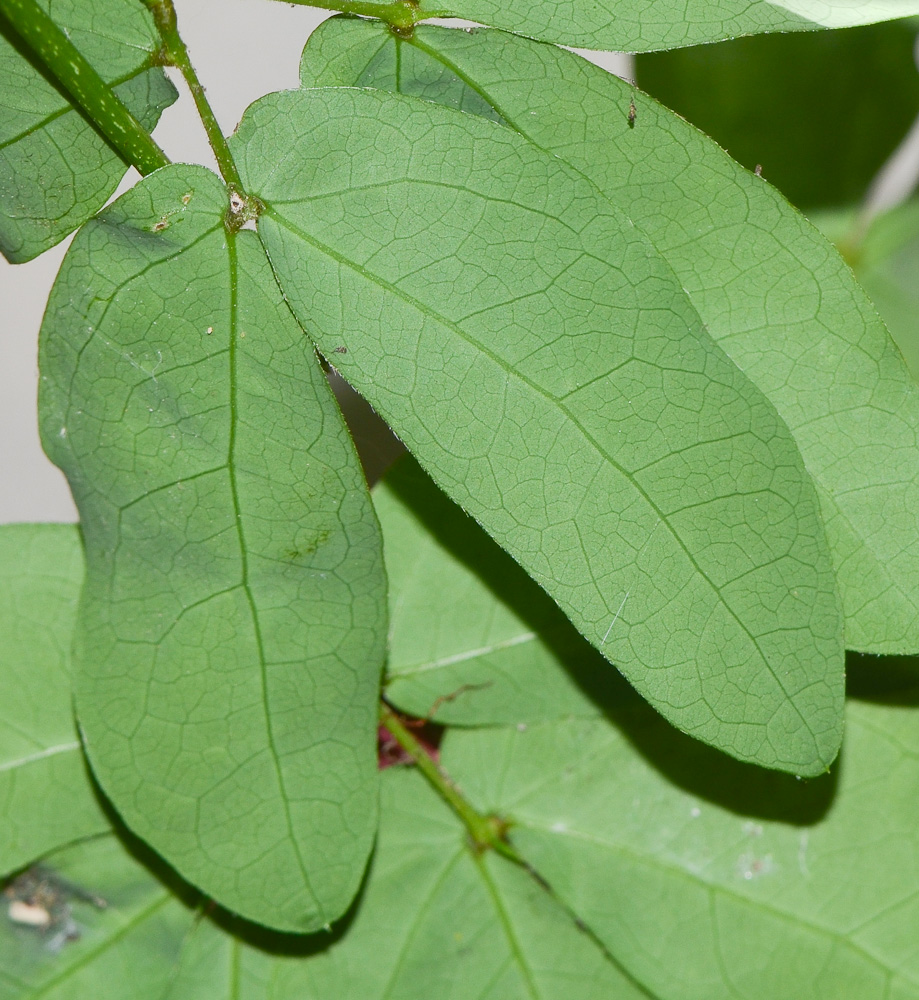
225;231;323;922
391;631;539;678
472;852;541;1000
0;740;80;774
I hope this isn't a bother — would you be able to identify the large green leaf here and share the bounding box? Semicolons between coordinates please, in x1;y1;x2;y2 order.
399;0;919;52
2;770;644;1000
0;524;108;876
378;456;618;725
444;692;919;1000
37;164;388;932
235;84;844;776
636;20;919;211
299;19;919;655
0;0;177;263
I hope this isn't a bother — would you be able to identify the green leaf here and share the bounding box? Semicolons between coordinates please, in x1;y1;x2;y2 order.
635;20;919;211
2;770;644;1000
407;0;919;52
234;85;844;775
0;524;108;877
168;767;646;1000
813;200;919;381
378;455;619;725
299;20;919;654
443;692;919;1000
0;0;177;263
0;836;188;1000
37;164;388;933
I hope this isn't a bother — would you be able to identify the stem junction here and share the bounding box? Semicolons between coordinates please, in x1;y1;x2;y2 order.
380;703;523;864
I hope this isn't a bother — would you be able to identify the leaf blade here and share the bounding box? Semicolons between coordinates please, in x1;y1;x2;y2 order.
2;766;647;1000
37;164;387;932
443;694;919;1000
411;0;919;52
235;85;843;775
300;20;919;654
0;836;187;1000
164;767;648;1000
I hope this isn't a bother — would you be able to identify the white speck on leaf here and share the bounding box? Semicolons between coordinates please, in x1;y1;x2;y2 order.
738;852;773;881
602;590;630;644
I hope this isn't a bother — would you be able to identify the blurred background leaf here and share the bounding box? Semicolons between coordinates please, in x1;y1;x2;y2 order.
813;201;919;381
637;19;919;210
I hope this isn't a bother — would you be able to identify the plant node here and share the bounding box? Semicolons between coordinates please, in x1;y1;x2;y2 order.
225;189;262;232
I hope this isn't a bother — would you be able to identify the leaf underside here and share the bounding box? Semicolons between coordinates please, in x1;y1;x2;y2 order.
814;200;919;381
0;768;646;1000
37;164;387;932
0;0;177;262
5;676;919;999
420;0;919;51
233;84;843;775
0;524;108;877
300;18;919;656
444;692;919;1000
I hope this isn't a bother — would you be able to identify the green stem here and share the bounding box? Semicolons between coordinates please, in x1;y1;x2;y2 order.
380;704;523;863
143;0;243;193
283;0;453;32
0;0;169;175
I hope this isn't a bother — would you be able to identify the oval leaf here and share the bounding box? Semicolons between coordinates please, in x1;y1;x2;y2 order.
38;164;387;932
0;0;176;262
0;524;108;876
300;20;919;655
444;694;919;1000
234;85;843;775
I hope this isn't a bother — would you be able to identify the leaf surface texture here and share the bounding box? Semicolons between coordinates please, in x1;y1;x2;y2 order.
445;693;919;1000
38;164;387;932
378;456;618;725
0;771;644;1000
412;0;919;51
234;85;843;774
301;19;919;654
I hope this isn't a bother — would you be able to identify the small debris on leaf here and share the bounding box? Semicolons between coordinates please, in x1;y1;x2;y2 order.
3;865;106;952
